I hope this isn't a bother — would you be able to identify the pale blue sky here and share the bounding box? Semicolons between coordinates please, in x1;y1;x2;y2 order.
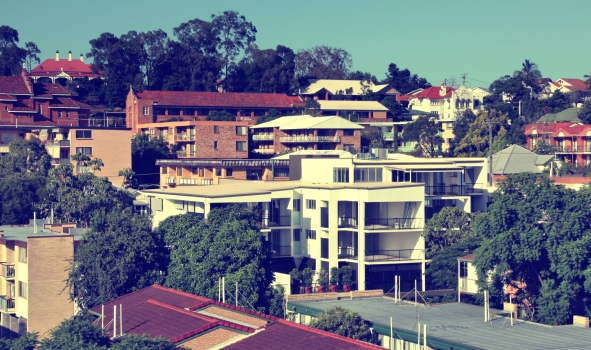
2;0;589;88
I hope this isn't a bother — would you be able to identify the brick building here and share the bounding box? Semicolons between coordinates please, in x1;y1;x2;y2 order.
250;115;363;155
125;88;302;133
137;120;250;159
0;221;85;338
0;67;91;127
30;50;101;84
525;122;591;166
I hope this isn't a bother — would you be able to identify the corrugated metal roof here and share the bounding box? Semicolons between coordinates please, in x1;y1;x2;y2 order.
250;115;364;130
537;108;581;123
385;164;464;172
300;79;394;96
317;100;388;111
492;145;552;175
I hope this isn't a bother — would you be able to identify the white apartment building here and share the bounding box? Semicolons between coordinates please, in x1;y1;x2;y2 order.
144;151;488;294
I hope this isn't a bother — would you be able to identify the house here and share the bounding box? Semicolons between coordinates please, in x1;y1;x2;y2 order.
143;150;488;293
29;51;101;85
525;122;591;166
250;115;363;155
457;254;478;298
88;284;383;350
492;145;554;176
0;221;86;338
540;78;589;100
125;88;302;133
0;67;91;127
298;79;400;101
316;100;390;119
537;107;581;123
0;125;132;186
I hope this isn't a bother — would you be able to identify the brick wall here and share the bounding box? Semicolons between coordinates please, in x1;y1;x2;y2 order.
27;236;74;337
202;306;268;327
286;293;339;302
181;327;242;350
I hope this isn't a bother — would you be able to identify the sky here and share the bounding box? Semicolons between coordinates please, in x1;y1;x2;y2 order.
2;0;590;88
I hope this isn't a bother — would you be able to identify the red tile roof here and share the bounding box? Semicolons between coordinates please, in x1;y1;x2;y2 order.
221;320;384;350
0;76;31;95
137;91;302;108
402;85;455;101
0;94;16;101
49;97;91;109
0;120;57;126
559;78;589;92
31;58;100;78
34;83;74;97
524;122;591;137
9;106;36;112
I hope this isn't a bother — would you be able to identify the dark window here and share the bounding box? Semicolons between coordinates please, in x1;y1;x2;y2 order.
306;199;316;209
75;147;92;155
226;168;233;177
344;129;354;136
236;141;247;151
293;199;300;212
161;167;167;174
274;167;289;178
293;229;301;242
191;167;198;175
306;229;316;240
321;238;329;259
215;168;222;176
460;261;469;278
214;141;218;149
75;130;92;139
354;168;383;182
236;126;247;135
214;126;219;134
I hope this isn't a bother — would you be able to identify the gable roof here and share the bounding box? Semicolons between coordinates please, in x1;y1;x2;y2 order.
250;115;365;130
405;85;455;100
556;78;589;92
537;108;581;123
0;76;31;95
317;100;388;111
492;145;553;175
136;90;302;108
31;58;100;79
299;79;397;96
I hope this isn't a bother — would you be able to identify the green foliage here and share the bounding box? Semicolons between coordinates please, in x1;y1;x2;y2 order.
402;115;442;157
0;175;46;225
255;109;282;125
206;110;236;121
303;99;321;116
338;111;359;122
513;59;542;90
381;63;430;94
68;208;167;309
317;268;329;286
473;173;591;325
0;138;51;177
454;109;510;157
294;46;352;80
361;129;384;151
164;205;274;312
0;332;38;350
450;110;477;154
340;266;353;286
118;168;137;189
0;25;28;76
426;238;482;290
131;134;171;187
265;285;286;318
578;100;591;124
423;207;477;256
300;268;314;287
39;315;110;350
211;10;257;79
330;267;340;285
380;95;406;120
309;307;379;345
533;142;557;155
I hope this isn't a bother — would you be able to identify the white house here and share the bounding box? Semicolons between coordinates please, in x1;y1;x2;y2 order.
458;254;479;299
405;83;489;121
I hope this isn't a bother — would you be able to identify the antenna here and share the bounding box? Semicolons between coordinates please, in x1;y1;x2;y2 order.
461;73;468;86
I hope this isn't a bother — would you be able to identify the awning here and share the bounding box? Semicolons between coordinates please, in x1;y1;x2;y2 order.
385;164;464;172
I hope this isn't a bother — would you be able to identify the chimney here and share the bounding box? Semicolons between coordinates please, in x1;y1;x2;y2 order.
80;54;84;62
440;83;447;97
68;50;72;61
55;50;60;61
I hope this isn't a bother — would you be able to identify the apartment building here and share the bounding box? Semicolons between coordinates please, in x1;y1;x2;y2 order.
357;121;416;152
0;221;85;338
525;122;591;166
137;120;251;159
0;67;91;127
0;126;131;186
251;115;363;155
143;151;488;293
316;100;389;119
125;88;302;133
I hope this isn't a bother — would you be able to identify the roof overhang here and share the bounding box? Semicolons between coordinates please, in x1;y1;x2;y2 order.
385;164;464;172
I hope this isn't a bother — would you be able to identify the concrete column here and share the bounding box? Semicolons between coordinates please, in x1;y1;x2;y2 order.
329;197;339;272
357;200;366;290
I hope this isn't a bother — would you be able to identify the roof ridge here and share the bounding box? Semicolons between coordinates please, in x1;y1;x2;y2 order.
151;284;210;302
188;300;278;321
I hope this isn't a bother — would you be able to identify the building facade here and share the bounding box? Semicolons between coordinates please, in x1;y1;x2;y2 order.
298;79;400;101
525;122;591;166
30;51;101;84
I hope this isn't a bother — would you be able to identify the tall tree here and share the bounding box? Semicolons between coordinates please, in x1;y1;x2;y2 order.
138;30;169;90
402;115;443;157
0;25;27;76
453;109;510;157
211;10;257;79
381;63;430;94
294;46;352;80
514;59;542;90
309;306;379;345
426;238;482;290
23;42;40;73
131;134;172;187
0;138;51;177
380;96;406;120
255;109;282;125
164;206;274;312
423;207;477;256
39;315;111;350
578;100;591;124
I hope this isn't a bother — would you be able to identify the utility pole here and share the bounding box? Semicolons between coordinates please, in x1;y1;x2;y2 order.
488;121;493;187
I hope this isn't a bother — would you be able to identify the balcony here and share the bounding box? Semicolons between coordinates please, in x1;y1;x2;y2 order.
424;184;483;196
261;215;291;228
0;264;15;279
176;151;196;157
338;217;358;229
555;145;590;153
45;140;70;147
364;218;422;230
279;136;340;143
59;158;71;165
0;296;15;313
253;148;275;154
338;247;358;260
365;249;423;262
271;245;291;257
253;134;274;141
175;134;195;141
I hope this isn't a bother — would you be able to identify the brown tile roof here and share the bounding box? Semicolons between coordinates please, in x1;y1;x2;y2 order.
0;76;30;95
49;97;91;109
137;91;302;108
8;106;35;112
34;83;74;97
0;94;16;101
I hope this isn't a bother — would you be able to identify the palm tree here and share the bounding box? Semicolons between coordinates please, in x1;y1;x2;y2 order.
514;59;542;90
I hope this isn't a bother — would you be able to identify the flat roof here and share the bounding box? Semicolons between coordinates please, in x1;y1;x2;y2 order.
142;180;423;199
386;164;465;172
288;298;591;350
0;222;86;242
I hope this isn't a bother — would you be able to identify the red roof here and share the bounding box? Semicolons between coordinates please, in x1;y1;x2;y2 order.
137;91;302;108
558;78;589;92
31;58;100;79
0;94;16;101
0;76;30;95
49;97;91;109
402;84;455;100
524;122;591;136
458;254;475;262
0;120;57;126
34;83;74;97
221;320;384;350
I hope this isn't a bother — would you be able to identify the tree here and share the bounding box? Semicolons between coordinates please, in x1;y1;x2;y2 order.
206;110;236;121
309;306;379;345
423;207;477;257
380;95;406;120
0;25;27;76
514;59;542;90
131;134;172;187
23;42;40;73
39;315;110;350
137;30;169;90
118;168;137;189
381;63;430;94
0;175;46;225
402;115;443;157
578;100;591;124
255;109;282;125
294;46;352;80
453;109;510;157
486;75;530;104
473;174;591;325
361;129;384;151
0;332;38;350
426;238;482;290
67;207;167;309
164;206;274;312
0;138;51;177
302;99;321;116
211;10;257;79
449;110;477;154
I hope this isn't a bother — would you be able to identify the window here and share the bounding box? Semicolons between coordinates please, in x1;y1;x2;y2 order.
236;126;247;135
321;238;329;259
149;128;155;135
161;166;167;174
236;141;247;151
198;168;204;177
177;167;183;176
293;229;301;242
355;168;382;182
333;167;349;183
66;111;70;119
58;111;63;118
191;167;198;175
460;261;469;278
306;199;316;209
143;106;149;115
343;129;354;136
76;165;92;173
293;199;301;212
226;168;233;177
18;247;27;263
447;122;453;129
75;130;92;139
39;105;42;114
215;168;222;176
75;147;92;155
213;126;219;134
18;281;27;299
306;229;316;240
214;141;218;149
274;167;289;178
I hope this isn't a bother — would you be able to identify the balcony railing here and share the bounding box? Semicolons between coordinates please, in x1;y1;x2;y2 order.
261;215;291;228
425;185;467;196
253;148;275;154
365;249;423;262
253;134;274;141
44;140;70;147
271;245;291;257
364;218;422;230
279;136;340;143
59;158;71;165
556;146;585;152
175;134;195;141
0;296;15;312
338;217;358;229
176;151;196;157
338;247;358;260
0;264;15;279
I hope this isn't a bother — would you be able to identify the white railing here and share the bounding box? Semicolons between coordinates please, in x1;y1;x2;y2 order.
279;136;340;143
253;134;274;141
253;148;275;154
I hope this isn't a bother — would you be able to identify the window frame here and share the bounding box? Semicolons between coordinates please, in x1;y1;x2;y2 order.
75;147;92;155
143;106;150;115
213;126;219;134
306;229;316;240
18;281;27;299
236;126;247;135
236;141;247;151
75;130;92;139
18;247;27;263
333;167;349;183
306;199;316;209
